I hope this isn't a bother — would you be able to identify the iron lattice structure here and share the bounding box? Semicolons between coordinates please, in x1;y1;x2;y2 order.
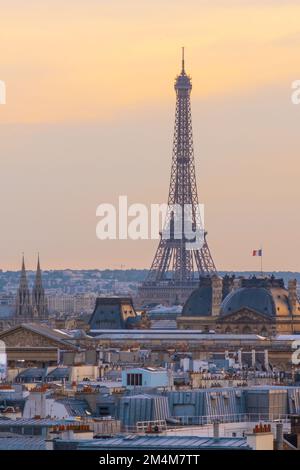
138;50;216;306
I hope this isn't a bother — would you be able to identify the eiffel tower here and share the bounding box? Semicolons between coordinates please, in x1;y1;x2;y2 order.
137;49;216;306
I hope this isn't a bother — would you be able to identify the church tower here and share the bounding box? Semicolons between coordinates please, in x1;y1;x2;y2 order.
32;255;48;319
15;255;32;318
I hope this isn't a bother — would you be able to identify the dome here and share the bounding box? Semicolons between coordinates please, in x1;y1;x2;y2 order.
220;287;277;318
182;283;213;317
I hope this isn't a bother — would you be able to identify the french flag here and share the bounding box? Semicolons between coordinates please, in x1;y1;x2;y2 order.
253;249;262;257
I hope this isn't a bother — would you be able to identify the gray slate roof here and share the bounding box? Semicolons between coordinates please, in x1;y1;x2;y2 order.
0;435;47;450
55;398;91;416
46;367;70;380
16;368;46;380
77;434;250;450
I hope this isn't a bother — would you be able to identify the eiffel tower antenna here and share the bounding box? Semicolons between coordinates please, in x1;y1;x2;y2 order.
137;49;217;306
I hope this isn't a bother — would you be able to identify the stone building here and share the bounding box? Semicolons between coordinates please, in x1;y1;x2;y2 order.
177;275;300;335
0;323;78;369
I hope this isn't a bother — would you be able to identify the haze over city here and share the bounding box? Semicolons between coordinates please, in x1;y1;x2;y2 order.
1;0;300;271
2;1;300;460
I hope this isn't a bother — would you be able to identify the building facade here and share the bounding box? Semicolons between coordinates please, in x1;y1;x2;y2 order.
177;275;300;335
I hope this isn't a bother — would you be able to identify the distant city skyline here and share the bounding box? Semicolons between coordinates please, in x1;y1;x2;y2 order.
1;0;300;271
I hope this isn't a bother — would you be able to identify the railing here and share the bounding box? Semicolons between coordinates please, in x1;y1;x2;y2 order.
121;414;291;434
169;413;291;426
136;420;168;433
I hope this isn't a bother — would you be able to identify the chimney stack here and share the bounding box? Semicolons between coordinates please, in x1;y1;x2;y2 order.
288;279;298;315
213;420;220;438
233;278;242;291
211;275;223;316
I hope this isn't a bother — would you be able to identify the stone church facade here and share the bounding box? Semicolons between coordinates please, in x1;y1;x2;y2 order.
0;256;48;331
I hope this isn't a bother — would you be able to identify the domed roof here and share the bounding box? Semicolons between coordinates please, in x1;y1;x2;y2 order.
220;287;276;318
182;283;213;317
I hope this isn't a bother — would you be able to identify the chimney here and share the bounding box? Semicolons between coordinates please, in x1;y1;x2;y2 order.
288;279;298;315
246;424;274;450
213;420;220;438
211;275;223;316
237;349;242;367
222;275;235;296
251;349;256;368
233;278;242;291
264;349;269;371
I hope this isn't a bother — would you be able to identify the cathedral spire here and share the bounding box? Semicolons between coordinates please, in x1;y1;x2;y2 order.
34;253;42;288
20;253;29;289
32;254;48;319
15;254;31;318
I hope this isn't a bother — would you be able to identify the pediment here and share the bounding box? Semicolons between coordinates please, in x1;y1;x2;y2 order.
218;308;274;324
0;326;75;349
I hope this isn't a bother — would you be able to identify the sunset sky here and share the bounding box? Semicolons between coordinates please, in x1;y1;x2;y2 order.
1;0;300;271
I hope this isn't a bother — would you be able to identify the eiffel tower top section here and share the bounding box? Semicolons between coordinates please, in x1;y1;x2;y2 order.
174;47;192;92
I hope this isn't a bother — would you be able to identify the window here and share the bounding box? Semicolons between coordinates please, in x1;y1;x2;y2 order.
127;373;142;386
98;406;110;416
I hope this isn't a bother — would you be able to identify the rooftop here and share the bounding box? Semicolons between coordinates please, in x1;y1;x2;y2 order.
55;398;91;416
0;418;80;428
90;330;266;341
77;434;250;450
0;434;47;450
